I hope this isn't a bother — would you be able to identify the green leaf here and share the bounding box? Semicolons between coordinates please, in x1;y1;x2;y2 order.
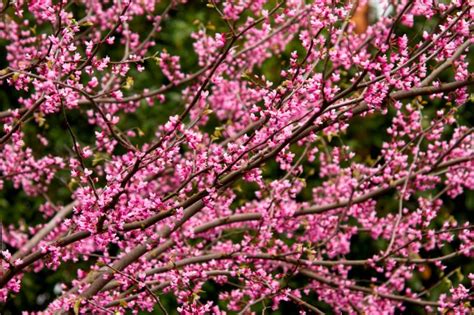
74;298;82;315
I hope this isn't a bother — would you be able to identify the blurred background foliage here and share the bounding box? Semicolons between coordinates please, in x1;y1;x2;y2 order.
0;0;472;313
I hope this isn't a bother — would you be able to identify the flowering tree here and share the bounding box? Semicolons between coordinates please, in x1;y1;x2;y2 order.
0;0;472;313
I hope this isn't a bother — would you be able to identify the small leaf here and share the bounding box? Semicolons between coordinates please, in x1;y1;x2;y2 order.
92;153;109;166
211;126;224;141
235;184;242;192
192;292;200;302
80;21;94;27
34;112;46;127
455;267;464;281
68;179;78;191
206;22;216;31
123;76;134;90
74;298;82;315
203;106;213;115
119;299;128;307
